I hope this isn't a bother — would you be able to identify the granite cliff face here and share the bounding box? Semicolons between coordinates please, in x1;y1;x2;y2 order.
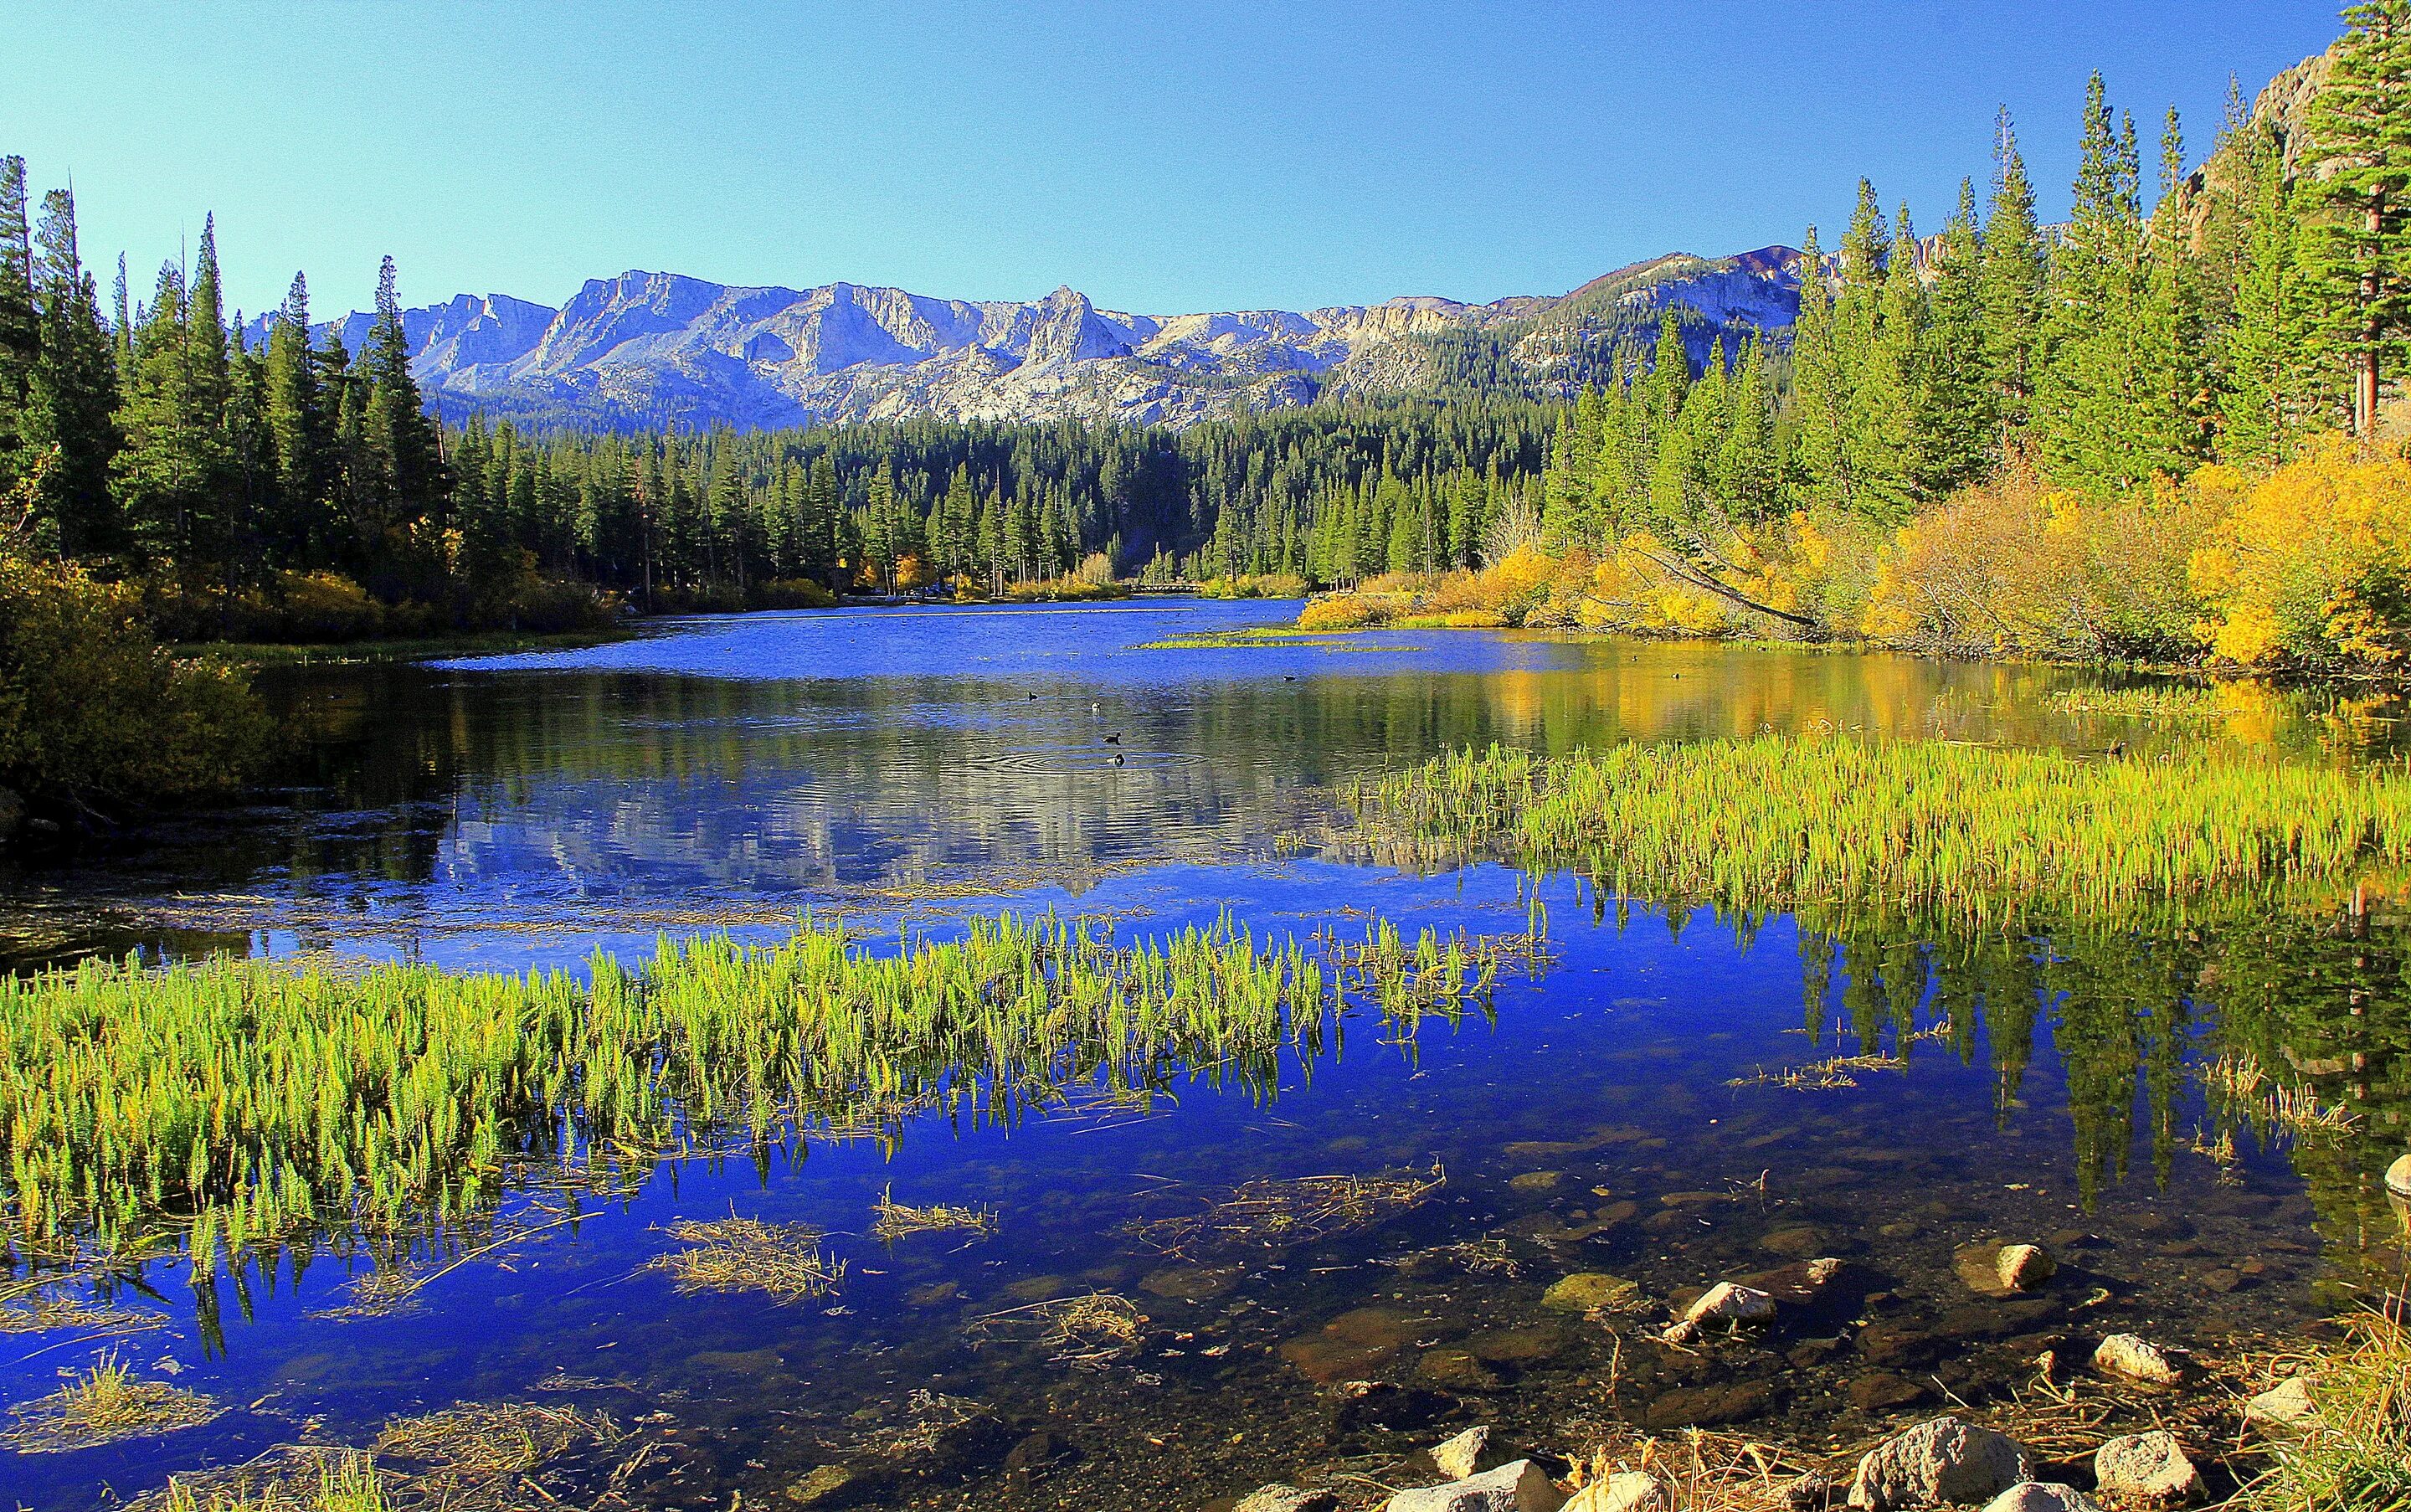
279;246;1812;432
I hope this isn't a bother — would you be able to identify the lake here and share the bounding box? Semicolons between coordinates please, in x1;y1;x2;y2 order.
0;601;2403;1511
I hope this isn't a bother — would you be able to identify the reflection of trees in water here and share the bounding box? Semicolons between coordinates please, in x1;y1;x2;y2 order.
254;648;2341;902
1782;898;2410;1297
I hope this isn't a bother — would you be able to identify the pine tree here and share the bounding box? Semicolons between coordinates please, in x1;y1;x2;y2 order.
27;186;120;555
2222;125;2325;465
1920;179;1997;493
1787;224;1853;512
2302;0;2411;436
1981;110;2047;446
362;255;442;531
264;273;325;560
0;156;37;492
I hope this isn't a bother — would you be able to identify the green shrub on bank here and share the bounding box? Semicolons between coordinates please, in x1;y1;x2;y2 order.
0;547;269;806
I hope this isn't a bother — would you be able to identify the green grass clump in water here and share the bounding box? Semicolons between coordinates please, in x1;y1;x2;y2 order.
0;910;1514;1277
1353;735;2411;924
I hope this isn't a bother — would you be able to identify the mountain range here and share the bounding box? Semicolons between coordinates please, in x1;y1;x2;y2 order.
271;247;1808;434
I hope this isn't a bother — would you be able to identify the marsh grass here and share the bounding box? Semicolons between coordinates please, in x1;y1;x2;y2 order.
2049;682;2223;726
2204;1052;2362;1137
0;1268;167;1335
869;1185;997;1242
1353;737;2411;925
1725;1052;1904;1091
0;1348;222;1453
652;1215;846;1300
2241;1304;2411;1512
1125;1164;1445;1257
152;1452;395;1512
0;908;1509;1279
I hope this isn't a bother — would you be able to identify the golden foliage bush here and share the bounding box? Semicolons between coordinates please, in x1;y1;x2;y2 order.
1858;473;2206;660
2189;438;2411;676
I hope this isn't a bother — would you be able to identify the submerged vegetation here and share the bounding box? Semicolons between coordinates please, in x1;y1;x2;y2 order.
651;1215;846;1301
1353;736;2411;923
0;910;1524;1275
0;1349;220;1454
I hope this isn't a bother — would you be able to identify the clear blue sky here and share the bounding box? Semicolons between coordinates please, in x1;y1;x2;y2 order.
7;2;2351;321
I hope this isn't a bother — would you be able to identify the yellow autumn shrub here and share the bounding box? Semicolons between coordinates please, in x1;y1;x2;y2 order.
2189;438;2411;674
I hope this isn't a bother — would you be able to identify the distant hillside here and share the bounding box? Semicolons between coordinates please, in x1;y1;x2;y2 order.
256;248;1810;433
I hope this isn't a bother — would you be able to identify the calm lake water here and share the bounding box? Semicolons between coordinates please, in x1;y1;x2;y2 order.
2;602;2405;1511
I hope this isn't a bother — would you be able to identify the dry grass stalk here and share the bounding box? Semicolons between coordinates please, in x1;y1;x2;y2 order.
0;1275;167;1336
372;1400;627;1480
2203;1052;2360;1135
869;1185;997;1242
1125;1165;1445;1256
1570;1427;1834;1512
969;1291;1149;1362
0;1348;223;1453
1727;1053;1902;1091
651;1215;846;1300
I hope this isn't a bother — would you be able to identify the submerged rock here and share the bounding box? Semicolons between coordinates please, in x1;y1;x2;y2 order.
784;1464;864;1506
1980;1484;2098;1512
1566;1471;1668;1512
1236;1486;1343;1512
1996;1244;2055;1292
1385;1460;1566;1512
1663;1280;1778;1340
1953;1241;2054;1296
2094;1334;2181;1385
2244;1376;2320;1428
1543;1273;1643;1314
1845;1416;2033;1511
2092;1431;2202;1503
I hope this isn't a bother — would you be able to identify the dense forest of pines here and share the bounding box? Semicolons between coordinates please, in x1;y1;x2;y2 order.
1;3;2406;666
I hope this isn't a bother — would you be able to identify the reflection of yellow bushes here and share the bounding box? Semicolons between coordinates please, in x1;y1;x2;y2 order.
2190;439;2411;675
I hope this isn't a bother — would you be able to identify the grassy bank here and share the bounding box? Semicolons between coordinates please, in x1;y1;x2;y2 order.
0;911;1524;1273
193;627;639;668
1352;736;2411;923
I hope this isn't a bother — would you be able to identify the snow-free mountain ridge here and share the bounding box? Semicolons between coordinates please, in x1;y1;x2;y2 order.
267;249;1812;433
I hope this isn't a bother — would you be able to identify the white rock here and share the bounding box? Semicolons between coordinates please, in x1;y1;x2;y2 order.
1995;1244;2054;1292
1385;1459;1567;1512
1682;1282;1777;1326
2244;1376;2320;1428
1432;1426;1496;1481
1566;1472;1668;1512
1237;1488;1342;1512
1846;1416;2033;1512
2093;1431;2202;1503
1981;1484;2098;1512
1807;1257;1846;1286
2094;1334;2182;1385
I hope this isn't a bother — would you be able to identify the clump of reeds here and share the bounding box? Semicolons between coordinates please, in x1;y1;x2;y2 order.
2204;1052;2361;1136
2049;682;2221;726
651;1216;846;1300
1351;736;2411;924
969;1291;1149;1364
150;1450;393;1512
0;1271;165;1336
0;1348;222;1453
869;1185;997;1242
1126;1164;1445;1256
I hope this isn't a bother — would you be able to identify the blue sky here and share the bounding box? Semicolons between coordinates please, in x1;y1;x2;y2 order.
7;2;2350;321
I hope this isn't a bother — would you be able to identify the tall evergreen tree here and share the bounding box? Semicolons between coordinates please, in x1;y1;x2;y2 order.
1920;179;1997;493
0;156;36;493
2302;0;2411;436
1981;110;2048;447
26;186;120;555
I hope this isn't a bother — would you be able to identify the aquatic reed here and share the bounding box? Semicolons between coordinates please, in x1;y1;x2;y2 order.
1353;736;2411;923
869;1185;997;1242
0;909;1511;1277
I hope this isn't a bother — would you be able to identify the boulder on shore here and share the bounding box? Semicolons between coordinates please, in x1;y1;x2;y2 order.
1384;1459;1566;1512
2244;1376;2319;1429
1236;1487;1342;1512
1981;1484;2099;1512
1432;1426;1506;1480
1565;1472;1668;1512
2093;1431;2202;1503
1846;1416;2033;1512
